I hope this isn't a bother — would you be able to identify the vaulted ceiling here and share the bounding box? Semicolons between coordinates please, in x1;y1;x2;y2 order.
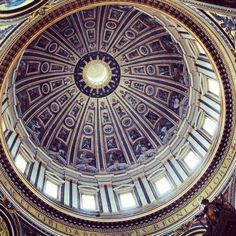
0;1;235;236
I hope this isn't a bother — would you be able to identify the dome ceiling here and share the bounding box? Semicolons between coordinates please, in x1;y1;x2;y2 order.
15;5;189;174
0;1;235;236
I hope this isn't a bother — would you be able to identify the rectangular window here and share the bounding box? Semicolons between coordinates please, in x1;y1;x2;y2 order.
44;180;59;199
81;194;97;211
155;176;172;195
208;78;220;96
202;116;217;136
196;41;205;55
119;192;136;209
15;153;27;173
184;150;200;171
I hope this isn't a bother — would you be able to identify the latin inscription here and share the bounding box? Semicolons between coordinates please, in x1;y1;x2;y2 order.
0;111;236;234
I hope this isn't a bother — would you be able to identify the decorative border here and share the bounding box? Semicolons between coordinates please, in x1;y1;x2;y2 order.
0;0;235;235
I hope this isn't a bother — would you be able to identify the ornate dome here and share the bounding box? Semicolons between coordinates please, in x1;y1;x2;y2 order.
0;1;235;236
14;5;189;175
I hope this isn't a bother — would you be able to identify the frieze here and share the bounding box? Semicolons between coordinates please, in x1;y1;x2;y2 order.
0;139;235;235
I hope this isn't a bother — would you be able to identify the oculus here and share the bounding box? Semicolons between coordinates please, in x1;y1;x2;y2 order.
83;60;111;89
74;52;120;97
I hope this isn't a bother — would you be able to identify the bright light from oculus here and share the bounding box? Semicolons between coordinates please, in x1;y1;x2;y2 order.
119;192;136;209
44;180;59;199
155;177;172;195
202;116;217;136
15;153;27;173
184;150;200;171
81;194;97;211
83;60;111;89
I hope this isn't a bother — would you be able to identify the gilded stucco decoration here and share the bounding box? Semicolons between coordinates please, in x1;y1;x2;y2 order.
0;0;235;236
13;5;189;174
